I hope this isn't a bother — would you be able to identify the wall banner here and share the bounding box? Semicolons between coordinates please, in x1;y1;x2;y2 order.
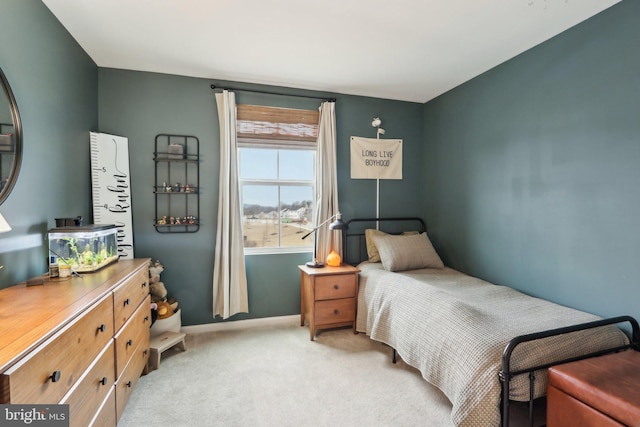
350;136;403;180
90;132;135;259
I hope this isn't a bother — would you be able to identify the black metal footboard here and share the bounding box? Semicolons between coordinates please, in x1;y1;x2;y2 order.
499;315;640;427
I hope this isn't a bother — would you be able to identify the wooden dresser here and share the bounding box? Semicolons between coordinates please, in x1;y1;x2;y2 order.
0;258;151;427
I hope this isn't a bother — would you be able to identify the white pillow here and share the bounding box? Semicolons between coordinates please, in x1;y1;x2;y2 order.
372;232;444;272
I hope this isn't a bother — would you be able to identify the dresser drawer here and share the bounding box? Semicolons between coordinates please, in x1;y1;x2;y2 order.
315;274;356;300
114;268;149;331
1;294;114;404
115;337;150;422
90;385;116;427
315;298;356;324
61;340;115;427
114;295;151;378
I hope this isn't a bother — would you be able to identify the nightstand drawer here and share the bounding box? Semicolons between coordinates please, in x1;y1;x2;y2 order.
315;298;356;324
315;274;356;300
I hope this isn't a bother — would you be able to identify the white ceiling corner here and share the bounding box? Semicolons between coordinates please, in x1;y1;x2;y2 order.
42;0;621;103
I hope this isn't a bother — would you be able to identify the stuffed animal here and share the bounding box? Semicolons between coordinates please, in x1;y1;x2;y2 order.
148;259;164;283
155;299;179;319
150;281;168;303
155;301;174;319
147;259;180;320
148;259;168;303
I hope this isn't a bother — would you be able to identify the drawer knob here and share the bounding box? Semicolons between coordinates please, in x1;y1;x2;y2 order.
97;324;106;333
334;284;340;290
50;370;61;383
334;309;339;315
100;377;108;386
127;339;134;347
124;298;130;306
126;381;132;388
143;349;148;356
144;315;150;323
142;281;148;288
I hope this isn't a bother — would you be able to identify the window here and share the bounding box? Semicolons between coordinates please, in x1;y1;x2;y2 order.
237;105;319;252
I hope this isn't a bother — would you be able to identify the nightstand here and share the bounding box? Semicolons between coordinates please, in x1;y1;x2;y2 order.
299;264;360;341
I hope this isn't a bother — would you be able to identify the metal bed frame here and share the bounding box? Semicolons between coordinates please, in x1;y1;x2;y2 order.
343;217;640;427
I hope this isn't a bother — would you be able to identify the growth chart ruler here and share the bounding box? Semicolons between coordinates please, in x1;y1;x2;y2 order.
90;132;135;259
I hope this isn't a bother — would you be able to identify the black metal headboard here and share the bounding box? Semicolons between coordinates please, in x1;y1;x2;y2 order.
343;217;426;266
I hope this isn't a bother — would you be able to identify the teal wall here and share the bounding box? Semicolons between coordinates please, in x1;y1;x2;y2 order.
97;69;424;325
0;0;98;286
423;0;640;322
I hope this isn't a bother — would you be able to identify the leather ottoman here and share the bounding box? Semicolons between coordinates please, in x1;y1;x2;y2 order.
547;350;640;427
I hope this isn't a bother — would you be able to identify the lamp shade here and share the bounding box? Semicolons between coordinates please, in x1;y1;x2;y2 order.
0;212;11;233
328;212;348;231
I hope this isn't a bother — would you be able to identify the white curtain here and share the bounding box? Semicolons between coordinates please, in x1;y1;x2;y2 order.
213;91;249;319
314;101;341;262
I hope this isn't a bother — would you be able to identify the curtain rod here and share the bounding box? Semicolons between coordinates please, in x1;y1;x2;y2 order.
210;84;336;102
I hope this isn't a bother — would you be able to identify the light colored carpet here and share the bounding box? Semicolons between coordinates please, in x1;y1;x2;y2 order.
118;319;454;427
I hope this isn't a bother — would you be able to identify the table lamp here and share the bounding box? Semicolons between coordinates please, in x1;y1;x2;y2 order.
301;212;348;268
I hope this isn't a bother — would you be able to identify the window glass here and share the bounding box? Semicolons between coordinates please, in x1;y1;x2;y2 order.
279;150;314;181
242;184;279;248
240;148;277;180
280;185;313;247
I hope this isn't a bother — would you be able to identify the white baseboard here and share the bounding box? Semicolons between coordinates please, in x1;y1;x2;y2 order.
180;314;299;335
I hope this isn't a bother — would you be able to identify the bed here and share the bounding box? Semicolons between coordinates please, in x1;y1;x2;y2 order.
343;217;639;427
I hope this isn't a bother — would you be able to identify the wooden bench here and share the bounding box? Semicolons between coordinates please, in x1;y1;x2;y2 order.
547;350;640;427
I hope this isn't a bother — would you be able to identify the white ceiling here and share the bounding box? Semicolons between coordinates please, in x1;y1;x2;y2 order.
42;0;620;103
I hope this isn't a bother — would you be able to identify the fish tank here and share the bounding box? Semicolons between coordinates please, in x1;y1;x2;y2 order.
48;224;119;273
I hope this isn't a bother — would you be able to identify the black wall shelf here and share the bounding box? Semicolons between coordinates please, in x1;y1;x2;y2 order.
154;134;200;233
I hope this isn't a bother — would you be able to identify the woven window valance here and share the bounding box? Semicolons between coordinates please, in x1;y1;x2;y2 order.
237;104;319;148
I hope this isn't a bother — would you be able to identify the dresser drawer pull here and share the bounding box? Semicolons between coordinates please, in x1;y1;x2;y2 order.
127;339;134;347
126;381;132;388
334;309;339;315
143;349;148;356
144;315;150;323
124;298;130;306
97;323;106;333
333;284;340;290
142;281;148;289
100;377;108;386
50;370;61;383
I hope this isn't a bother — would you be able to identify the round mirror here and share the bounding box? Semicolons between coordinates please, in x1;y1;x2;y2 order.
0;67;22;205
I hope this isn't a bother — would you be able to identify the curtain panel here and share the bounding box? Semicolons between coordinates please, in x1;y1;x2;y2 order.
314;101;341;262
213;91;249;319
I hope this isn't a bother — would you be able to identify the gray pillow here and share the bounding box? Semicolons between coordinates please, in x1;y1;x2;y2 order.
372;232;444;272
365;229;419;263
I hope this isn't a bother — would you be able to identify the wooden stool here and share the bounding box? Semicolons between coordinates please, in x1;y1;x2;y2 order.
148;331;186;372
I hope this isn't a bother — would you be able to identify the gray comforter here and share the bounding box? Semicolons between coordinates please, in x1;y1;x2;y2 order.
355;262;628;427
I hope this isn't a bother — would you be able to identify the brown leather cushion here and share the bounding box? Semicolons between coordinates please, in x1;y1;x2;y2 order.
548;350;640;426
